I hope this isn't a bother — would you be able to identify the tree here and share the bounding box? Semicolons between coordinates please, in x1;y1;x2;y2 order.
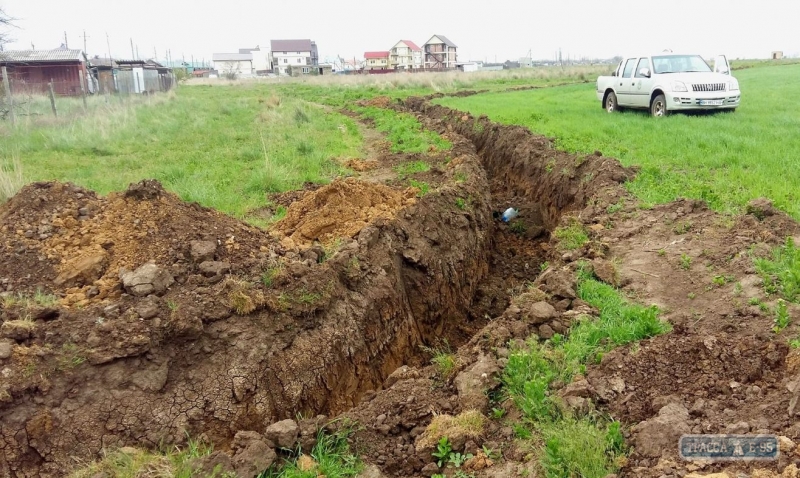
0;8;13;50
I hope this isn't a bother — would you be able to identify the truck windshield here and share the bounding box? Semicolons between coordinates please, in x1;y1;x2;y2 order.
652;55;712;74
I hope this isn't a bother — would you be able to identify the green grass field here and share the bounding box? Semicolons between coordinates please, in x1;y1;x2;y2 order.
435;64;800;219
0;87;364;221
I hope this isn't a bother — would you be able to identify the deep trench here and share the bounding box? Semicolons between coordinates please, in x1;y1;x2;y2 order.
0;99;635;476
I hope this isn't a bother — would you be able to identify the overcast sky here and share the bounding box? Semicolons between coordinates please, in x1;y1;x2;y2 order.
2;0;798;64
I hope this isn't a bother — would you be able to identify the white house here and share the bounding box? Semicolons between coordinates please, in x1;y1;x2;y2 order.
389;40;423;69
270;39;319;76
239;47;271;74
212;53;254;77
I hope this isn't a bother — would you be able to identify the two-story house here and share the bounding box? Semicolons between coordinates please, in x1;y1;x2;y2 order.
423;35;458;69
364;51;390;71
389;40;423;70
269;39;319;76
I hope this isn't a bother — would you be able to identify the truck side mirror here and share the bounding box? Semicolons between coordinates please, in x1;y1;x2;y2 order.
638;67;651;78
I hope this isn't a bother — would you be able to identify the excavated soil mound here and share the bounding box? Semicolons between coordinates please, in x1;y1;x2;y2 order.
0;180;272;307
274;177;418;247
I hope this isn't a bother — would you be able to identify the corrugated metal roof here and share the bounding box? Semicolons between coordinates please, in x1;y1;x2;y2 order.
212;53;253;61
0;49;84;63
426;35;458;48
270;39;314;53
364;51;390;59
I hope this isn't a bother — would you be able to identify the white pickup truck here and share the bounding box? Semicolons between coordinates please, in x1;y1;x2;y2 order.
596;53;740;116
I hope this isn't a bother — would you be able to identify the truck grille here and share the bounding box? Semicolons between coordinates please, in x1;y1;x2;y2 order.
691;83;726;92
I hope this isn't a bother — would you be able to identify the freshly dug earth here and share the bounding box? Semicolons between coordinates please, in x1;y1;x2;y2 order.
274;177;418;247
0;130;496;476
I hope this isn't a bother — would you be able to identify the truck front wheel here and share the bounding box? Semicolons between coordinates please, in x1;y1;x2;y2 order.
605;92;618;113
651;94;668;117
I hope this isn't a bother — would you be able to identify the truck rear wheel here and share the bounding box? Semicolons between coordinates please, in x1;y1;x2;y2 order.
605;92;618;113
651;94;667;117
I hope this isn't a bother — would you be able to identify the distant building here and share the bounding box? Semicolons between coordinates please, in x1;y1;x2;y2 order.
212;52;254;77
364;51;390;70
239;46;271;74
270;39;319;76
423;35;458;69
0;49;87;96
389;40;423;69
772;51;784;60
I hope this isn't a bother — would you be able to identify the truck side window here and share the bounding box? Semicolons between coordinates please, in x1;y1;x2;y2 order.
634;58;650;77
622;59;636;78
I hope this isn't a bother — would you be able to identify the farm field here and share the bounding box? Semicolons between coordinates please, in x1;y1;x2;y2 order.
2;62;800;478
435;64;800;219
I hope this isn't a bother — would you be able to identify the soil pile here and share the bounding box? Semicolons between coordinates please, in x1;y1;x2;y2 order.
0;180;272;308
274;177;418;247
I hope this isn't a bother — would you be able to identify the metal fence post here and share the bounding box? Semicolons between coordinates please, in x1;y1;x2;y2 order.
48;81;58;118
1;66;15;125
79;70;88;110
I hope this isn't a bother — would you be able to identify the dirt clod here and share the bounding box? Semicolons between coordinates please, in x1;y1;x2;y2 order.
120;262;175;296
265;419;299;449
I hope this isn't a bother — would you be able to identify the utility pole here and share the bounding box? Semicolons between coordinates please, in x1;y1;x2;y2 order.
136;45;139;60
81;30;89;55
130;38;135;60
64;31;69;48
154;47;158;61
106;33;112;61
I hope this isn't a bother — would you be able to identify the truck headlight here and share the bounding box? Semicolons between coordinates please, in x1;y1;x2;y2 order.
672;81;688;92
728;80;739;91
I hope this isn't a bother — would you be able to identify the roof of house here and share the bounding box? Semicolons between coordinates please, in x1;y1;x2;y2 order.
364;51;390;59
425;35;458;48
212;53;253;62
89;57;117;68
0;49;84;63
270;39;314;52
239;47;260;54
399;40;422;52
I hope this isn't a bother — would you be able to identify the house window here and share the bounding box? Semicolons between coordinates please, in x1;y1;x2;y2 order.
283;51;287;54
297;58;301;63
302;67;309;73
297;52;301;55
283;59;288;64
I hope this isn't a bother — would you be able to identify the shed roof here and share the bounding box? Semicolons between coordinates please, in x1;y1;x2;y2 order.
212;53;253;61
364;51;390;59
425;35;457;48
0;49;84;63
270;39;314;52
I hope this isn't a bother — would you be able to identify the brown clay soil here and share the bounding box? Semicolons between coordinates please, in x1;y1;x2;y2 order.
2;92;800;478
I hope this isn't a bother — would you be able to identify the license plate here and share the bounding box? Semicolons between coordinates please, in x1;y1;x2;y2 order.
700;99;724;106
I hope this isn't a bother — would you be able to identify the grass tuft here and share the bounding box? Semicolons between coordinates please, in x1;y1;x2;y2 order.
755;237;800;303
0;156;24;203
261;427;361;478
553;222;589;250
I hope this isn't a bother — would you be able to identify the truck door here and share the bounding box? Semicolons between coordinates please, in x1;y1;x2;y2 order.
632;57;655;107
713;55;730;75
616;58;638;106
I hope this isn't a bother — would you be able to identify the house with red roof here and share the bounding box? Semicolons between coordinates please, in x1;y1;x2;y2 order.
364;51;390;71
389;40;423;70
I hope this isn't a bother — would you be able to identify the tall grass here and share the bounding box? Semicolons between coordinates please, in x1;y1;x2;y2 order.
0;92;173;132
0;155;23;203
437;64;800;219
